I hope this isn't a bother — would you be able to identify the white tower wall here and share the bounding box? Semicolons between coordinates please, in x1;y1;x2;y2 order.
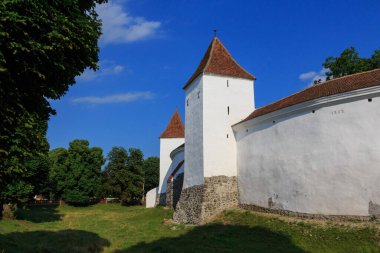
202;74;254;178
183;74;254;188
183;76;204;188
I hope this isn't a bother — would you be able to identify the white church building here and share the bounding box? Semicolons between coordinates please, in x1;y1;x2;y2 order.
145;36;380;224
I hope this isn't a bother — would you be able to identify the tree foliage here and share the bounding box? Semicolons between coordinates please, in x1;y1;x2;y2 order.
102;147;145;204
49;140;105;204
0;112;49;205
0;0;106;207
102;147;129;199
143;157;159;194
322;47;380;81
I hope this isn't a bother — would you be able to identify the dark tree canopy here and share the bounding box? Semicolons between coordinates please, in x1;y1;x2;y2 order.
0;112;49;205
49;140;105;204
0;0;106;207
322;47;380;82
125;148;145;203
102;147;145;204
143;157;159;194
102;147;129;199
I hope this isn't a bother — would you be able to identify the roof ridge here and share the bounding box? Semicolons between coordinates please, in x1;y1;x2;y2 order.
258;68;380;111
203;37;217;72
160;110;185;138
314;68;380;85
183;37;255;89
238;68;380;124
205;37;255;80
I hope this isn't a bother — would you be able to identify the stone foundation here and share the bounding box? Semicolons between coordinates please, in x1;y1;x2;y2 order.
166;182;174;208
239;203;371;222
173;175;238;224
173;184;204;224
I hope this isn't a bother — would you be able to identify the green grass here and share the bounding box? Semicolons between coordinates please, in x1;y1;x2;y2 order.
0;205;379;253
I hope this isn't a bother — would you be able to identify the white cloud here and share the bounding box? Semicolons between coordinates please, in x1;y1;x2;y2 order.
299;68;328;87
72;92;155;104
76;61;125;82
299;71;317;81
96;1;161;44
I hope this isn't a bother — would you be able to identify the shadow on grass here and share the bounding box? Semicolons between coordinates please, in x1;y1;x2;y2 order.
114;224;306;253
15;205;62;223
0;229;110;253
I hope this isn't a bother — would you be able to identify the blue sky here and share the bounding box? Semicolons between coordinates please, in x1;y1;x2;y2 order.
47;0;380;158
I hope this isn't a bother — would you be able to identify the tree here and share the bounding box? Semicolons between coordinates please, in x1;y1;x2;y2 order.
322;47;380;81
49;140;105;204
124;148;145;204
101;147;129;199
143;157;159;194
48;148;69;200
0;112;50;218
102;147;145;204
0;0;106;213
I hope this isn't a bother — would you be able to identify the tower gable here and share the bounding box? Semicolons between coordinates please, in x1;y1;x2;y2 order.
183;37;255;89
160;111;185;138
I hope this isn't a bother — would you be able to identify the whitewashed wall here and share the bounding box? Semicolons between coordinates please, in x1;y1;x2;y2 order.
183;76;204;188
234;87;380;216
159;138;184;194
202;74;254;178
146;187;157;208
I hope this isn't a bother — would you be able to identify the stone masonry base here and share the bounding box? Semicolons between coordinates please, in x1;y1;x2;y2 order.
173;176;238;224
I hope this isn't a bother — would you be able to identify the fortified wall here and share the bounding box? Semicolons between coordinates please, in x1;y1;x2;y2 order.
147;35;380;224
234;70;380;220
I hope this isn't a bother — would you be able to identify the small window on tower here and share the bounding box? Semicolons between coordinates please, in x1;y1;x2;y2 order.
197;91;200;98
227;106;230;115
227;80;229;87
227;134;229;138
187;99;189;106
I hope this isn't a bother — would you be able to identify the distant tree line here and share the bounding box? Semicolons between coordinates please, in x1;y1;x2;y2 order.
1;139;159;215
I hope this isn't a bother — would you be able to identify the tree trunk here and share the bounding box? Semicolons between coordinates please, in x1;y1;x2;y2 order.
2;203;15;219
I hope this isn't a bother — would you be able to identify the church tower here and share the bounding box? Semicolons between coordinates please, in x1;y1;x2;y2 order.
174;37;255;224
157;110;185;205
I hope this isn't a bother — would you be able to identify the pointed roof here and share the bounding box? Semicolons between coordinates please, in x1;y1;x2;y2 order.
160;110;185;138
183;37;255;89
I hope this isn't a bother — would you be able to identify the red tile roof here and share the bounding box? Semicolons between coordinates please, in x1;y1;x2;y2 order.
239;68;380;124
160;110;185;138
183;37;255;89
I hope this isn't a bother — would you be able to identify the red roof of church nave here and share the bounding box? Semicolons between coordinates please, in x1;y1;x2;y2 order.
183;37;255;89
160;110;185;138
239;68;380;124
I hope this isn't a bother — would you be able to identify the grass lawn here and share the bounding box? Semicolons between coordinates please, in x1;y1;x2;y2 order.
0;204;379;253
